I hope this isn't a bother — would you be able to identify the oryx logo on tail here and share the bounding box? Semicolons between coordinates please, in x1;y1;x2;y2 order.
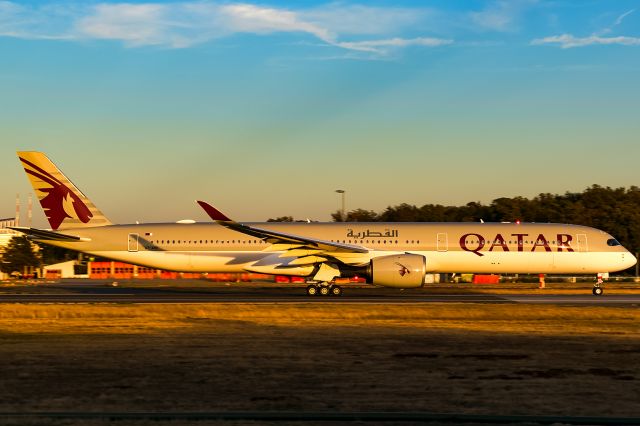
20;157;92;229
17;151;111;230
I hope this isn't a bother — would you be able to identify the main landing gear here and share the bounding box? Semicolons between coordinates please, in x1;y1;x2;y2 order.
306;282;342;297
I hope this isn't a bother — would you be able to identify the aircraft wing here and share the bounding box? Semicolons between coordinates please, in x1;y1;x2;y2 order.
196;201;369;255
9;227;88;242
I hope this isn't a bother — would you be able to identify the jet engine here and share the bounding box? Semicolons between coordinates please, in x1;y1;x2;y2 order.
369;254;426;288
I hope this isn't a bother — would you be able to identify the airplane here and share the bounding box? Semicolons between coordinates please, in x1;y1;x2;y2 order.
11;151;637;296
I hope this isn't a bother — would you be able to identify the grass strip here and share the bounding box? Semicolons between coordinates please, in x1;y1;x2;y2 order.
0;303;638;337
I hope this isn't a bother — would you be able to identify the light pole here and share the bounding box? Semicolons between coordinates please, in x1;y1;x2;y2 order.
335;190;345;222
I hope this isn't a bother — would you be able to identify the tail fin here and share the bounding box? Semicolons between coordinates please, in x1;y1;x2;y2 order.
17;151;112;230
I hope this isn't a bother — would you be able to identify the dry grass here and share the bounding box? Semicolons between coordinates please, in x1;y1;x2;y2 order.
0;303;639;420
0;303;638;337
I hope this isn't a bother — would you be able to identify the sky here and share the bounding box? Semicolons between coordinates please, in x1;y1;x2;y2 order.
1;0;639;226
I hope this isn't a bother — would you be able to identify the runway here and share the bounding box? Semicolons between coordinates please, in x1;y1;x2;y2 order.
1;281;639;305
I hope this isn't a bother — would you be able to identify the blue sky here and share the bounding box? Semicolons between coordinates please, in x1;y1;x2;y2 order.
1;0;639;225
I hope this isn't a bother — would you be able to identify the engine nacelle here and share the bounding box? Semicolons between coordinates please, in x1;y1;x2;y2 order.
369;254;426;288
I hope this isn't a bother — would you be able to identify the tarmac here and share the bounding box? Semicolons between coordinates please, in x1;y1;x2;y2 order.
1;280;639;305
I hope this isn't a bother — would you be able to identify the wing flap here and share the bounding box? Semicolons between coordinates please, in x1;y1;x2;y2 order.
287;256;329;266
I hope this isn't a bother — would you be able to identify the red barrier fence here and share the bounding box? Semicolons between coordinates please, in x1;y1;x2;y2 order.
472;274;501;284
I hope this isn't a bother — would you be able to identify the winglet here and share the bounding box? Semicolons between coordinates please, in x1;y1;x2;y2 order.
197;201;232;222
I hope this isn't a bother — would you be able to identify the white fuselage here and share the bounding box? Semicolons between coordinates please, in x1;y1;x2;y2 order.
43;222;636;276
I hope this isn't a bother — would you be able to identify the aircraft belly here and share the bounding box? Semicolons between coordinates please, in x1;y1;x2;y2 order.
428;251;555;274
552;252;627;273
188;251;268;272
429;251;624;274
80;249;629;276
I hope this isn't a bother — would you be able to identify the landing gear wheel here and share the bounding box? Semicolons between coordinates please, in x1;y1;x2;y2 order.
330;285;342;296
592;286;604;296
319;285;330;296
306;285;318;296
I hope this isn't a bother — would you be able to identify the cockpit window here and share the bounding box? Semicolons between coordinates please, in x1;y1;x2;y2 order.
607;238;621;246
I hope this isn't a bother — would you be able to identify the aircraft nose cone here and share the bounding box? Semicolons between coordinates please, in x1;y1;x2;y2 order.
624;251;638;269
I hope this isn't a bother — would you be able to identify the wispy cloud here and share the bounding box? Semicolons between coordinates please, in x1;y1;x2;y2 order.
614;9;635;27
598;9;636;35
0;1;77;40
531;34;640;48
0;1;453;56
219;4;334;43
302;4;427;36
532;8;639;49
469;0;537;32
337;37;453;53
76;4;189;47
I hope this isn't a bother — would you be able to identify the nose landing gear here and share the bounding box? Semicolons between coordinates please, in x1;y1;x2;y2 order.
592;273;606;296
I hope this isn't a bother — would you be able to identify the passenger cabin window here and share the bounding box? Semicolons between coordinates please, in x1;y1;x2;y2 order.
607;239;621;246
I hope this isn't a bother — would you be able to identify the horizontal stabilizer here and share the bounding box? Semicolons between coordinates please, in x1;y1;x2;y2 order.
9;227;88;242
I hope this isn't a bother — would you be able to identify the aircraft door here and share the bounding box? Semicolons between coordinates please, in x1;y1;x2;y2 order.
437;233;448;252
577;234;588;252
128;233;139;252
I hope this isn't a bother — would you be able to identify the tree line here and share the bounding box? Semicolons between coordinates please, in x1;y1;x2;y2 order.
328;185;640;256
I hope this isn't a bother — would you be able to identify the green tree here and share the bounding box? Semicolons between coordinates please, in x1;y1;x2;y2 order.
40;245;80;265
0;236;41;275
267;216;294;222
379;203;422;222
267;216;315;222
345;209;379;222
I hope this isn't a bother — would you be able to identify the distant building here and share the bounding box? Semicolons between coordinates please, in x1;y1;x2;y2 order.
0;218;20;280
44;260;86;279
0;217;19;243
